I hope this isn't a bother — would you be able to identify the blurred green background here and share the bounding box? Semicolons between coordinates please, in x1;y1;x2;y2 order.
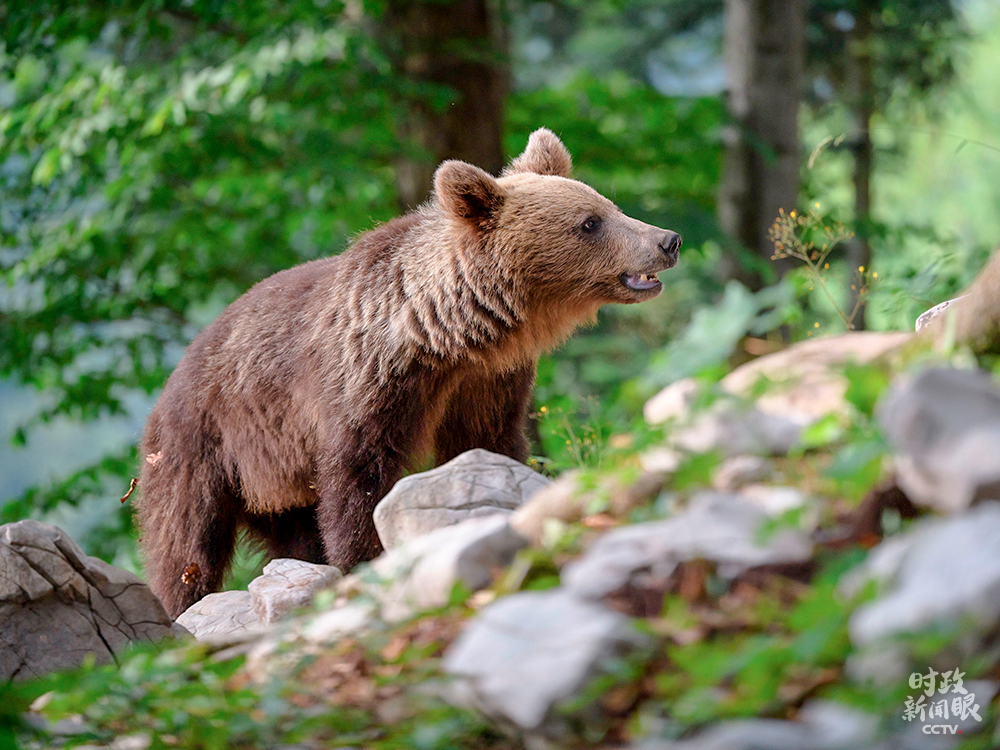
1;0;998;573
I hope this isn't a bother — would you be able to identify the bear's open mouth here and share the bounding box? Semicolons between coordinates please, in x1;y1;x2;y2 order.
620;272;662;292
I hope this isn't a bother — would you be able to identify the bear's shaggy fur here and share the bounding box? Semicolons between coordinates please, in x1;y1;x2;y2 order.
138;129;681;616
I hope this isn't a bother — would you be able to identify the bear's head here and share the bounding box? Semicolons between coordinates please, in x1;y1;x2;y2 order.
433;128;681;310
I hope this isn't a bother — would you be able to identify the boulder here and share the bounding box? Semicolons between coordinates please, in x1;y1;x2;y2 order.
373;449;549;549
644;332;911;457
848;501;1000;646
879;367;1000;513
718;331;910;423
0;520;182;680
442;588;649;732
248;558;342;625
712;455;771;491
174;590;264;642
562;491;813;601
370;514;528;622
177;558;343;641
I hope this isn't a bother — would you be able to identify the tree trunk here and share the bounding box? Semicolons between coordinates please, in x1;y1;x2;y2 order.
846;1;875;330
718;0;805;291
384;0;507;210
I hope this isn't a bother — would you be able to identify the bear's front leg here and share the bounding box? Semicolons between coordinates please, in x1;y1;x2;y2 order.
313;372;438;570
434;363;535;465
313;428;416;570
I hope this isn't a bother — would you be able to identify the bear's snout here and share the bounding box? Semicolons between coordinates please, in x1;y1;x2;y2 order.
658;231;682;268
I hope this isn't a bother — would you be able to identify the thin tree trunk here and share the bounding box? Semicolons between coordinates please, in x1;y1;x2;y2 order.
384;0;506;210
718;0;805;291
846;1;874;330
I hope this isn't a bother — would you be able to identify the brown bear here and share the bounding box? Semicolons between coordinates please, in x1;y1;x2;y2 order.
137;128;681;617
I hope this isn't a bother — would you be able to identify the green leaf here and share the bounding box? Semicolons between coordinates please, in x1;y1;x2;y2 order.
843;364;891;417
798;413;844;450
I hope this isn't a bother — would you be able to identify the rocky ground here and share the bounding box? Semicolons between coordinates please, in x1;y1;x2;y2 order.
4;315;1000;749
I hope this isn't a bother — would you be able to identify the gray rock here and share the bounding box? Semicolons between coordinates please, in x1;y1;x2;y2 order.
374;449;549;549
849;501;1000;646
712;455;771;491
739;484;809;517
670;400;805;458
175;590;264;642
248;558;342;625
879;367;1000;513
562;491;813;600
303;599;377;644
371;514;528;622
442;588;648;731
646;332;911;432
0;520;181;680
633;700;878;750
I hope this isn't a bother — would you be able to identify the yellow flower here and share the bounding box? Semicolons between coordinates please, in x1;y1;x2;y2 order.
858;265;865;273
872;271;878;279
814;322;820;328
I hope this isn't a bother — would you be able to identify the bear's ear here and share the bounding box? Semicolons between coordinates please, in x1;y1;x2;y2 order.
502;128;573;178
434;160;505;228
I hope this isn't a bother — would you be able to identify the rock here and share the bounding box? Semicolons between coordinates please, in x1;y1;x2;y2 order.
175;591;264;642
0;520;181;680
719;331;910;423
879;367;1000;513
643;377;700;425
248;558;342;625
739;484;809;516
178;558;343;641
374;449;549;549
370;514;528;622
303;599;377;644
848;501;1000;646
915;296;966;332
672;400;804;457
632;700;878;750
645;380;802;458
562;491;813;600
645;332;911;435
509;470;667;546
712;455;771;491
442;588;648;731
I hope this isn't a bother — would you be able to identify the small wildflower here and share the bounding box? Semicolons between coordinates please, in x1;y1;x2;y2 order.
824;263;829;269
872;271;878;279
858;265;865;273
814;322;820;328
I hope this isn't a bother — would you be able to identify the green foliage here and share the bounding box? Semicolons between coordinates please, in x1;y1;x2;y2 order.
6;633;504;750
0;3;401;429
641;280;798;392
646;572;856;726
0;1;410;542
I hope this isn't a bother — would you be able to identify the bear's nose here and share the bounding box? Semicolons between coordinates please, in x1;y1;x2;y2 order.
658;231;682;262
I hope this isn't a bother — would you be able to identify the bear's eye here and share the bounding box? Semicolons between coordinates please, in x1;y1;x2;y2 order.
581;216;602;234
